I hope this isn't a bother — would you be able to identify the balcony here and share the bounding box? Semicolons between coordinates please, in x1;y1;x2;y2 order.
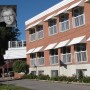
72;14;85;28
61;53;71;64
75;51;87;63
60;20;69;32
48;25;57;36
8;40;26;48
50;55;58;65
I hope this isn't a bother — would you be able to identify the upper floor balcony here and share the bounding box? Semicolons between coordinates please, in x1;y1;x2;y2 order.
8;40;26;48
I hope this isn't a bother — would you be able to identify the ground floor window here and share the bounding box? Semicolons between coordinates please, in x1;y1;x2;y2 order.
30;53;36;66
61;46;71;64
51;70;58;77
74;43;87;63
37;52;44;66
31;71;36;75
76;69;87;79
38;70;44;75
49;49;58;65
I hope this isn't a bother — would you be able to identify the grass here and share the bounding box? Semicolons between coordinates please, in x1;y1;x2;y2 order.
0;83;32;90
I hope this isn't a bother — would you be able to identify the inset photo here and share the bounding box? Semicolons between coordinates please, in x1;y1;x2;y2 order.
0;5;17;27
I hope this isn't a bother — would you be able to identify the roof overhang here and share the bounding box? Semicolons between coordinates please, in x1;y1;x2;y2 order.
68;35;86;46
55;40;70;49
25;20;42;30
44;43;57;50
67;0;84;10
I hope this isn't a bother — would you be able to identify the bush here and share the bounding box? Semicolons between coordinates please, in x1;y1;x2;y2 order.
22;74;37;79
12;60;29;74
37;75;50;80
81;77;90;83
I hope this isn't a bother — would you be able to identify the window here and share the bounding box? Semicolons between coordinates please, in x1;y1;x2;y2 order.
72;7;85;27
51;70;58;77
48;19;57;36
37;52;44;66
60;14;69;32
31;71;36;75
30;53;36;66
61;46;71;64
76;69;87;79
36;25;44;39
50;49;58;65
29;29;36;42
74;43;87;62
38;70;44;75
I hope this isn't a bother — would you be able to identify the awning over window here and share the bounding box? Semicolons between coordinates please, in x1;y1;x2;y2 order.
55;40;70;49
44;43;57;50
54;8;68;16
68;36;86;46
33;46;43;53
67;0;84;10
87;37;90;41
26;20;42;30
26;48;35;54
44;14;56;21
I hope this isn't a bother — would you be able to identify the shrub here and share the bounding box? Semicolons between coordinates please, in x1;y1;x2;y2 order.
81;77;90;83
38;75;50;80
12;60;29;74
22;74;37;79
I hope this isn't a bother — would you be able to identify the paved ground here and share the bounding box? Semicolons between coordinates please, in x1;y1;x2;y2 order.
1;79;90;90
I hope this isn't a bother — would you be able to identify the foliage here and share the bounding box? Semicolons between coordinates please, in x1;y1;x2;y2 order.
37;75;50;80
12;60;29;74
0;27;20;66
22;74;37;79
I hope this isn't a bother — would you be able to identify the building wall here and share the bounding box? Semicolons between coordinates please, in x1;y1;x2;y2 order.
25;0;90;77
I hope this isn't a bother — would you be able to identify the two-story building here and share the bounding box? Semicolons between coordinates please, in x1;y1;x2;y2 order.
25;0;90;77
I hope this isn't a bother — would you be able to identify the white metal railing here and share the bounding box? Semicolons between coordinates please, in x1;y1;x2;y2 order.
73;14;85;28
49;25;57;36
60;20;69;32
37;30;44;39
50;55;58;65
30;33;36;42
61;53;71;64
8;40;26;48
30;58;36;66
75;51;87;63
38;57;44;66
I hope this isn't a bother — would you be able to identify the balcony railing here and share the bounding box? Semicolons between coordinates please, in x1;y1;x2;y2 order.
60;20;69;32
38;57;44;66
75;51;87;63
8;40;26;48
72;14;85;28
49;25;57;36
61;53;71;64
50;55;58;65
30;58;36;66
37;30;44;39
30;33;36;42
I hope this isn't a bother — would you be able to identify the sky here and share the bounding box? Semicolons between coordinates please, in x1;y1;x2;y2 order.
0;0;62;40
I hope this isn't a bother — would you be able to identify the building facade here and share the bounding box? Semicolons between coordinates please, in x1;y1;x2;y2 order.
25;0;90;77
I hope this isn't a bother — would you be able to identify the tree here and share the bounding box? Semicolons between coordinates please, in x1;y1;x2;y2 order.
12;60;29;74
0;27;20;66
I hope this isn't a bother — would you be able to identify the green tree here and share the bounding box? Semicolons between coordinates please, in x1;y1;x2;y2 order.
0;27;20;66
12;60;29;74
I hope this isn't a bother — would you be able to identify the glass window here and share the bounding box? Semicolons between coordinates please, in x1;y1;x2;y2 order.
73;7;84;17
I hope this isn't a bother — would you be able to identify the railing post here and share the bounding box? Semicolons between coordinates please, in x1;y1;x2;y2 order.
8;41;10;48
